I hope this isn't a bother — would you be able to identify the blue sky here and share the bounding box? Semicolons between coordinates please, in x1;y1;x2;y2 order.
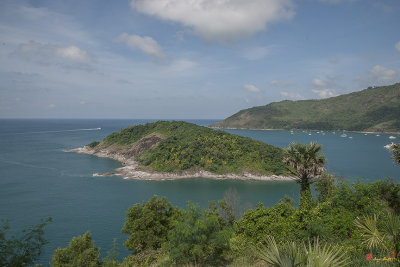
0;0;399;119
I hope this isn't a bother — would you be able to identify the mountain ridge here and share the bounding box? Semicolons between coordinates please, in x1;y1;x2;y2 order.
211;83;400;132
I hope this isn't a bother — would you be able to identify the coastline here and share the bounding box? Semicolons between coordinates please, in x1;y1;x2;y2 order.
67;146;295;182
210;126;400;135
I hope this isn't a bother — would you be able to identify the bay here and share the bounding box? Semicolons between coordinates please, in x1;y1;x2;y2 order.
0;119;398;265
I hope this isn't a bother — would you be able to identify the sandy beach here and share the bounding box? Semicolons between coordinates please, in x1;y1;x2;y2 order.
67;146;295;182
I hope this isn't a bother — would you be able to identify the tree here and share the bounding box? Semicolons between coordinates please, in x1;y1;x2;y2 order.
51;231;101;267
164;203;231;266
391;142;400;164
121;195;180;253
283;142;326;193
314;172;336;203
0;217;51;267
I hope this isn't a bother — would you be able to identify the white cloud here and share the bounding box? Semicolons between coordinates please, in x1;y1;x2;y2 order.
396;41;400;53
115;33;165;58
312;78;327;87
49;103;55;108
312;89;336;98
243;84;261;93
131;0;294;43
271;80;294;87
368;65;398;82
55;46;92;63
280;91;304;100
13;41;94;67
311;77;338;98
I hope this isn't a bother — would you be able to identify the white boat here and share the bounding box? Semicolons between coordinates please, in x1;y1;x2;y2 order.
340;134;347;137
349;136;353;139
376;134;380;137
389;136;396;139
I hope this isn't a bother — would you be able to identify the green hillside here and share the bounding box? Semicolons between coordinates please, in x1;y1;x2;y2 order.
212;83;400;132
88;121;289;175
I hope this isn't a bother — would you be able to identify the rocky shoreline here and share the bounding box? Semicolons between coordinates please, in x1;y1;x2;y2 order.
67;146;295;182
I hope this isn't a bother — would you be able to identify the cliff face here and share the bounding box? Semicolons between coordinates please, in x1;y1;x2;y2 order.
212;83;400;132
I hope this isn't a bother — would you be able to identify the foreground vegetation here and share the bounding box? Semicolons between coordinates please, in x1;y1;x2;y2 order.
47;177;400;266
88;121;289;175
3;140;399;266
212;83;400;132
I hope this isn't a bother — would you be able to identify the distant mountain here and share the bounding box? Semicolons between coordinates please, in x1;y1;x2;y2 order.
211;83;400;132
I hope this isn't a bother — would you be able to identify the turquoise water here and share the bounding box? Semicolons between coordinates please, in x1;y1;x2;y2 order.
0;119;398;265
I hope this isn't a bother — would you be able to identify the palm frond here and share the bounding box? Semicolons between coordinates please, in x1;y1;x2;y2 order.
253;236;304;267
305;238;350;267
354;214;386;250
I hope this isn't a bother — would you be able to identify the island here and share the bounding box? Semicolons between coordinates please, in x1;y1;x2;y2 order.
211;83;400;133
68;121;293;181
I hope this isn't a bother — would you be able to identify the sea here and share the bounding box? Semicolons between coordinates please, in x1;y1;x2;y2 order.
0;119;399;265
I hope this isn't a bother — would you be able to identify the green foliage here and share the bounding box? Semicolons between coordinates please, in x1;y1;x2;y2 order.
234;179;391;262
120;249;166;267
391;142;400;164
283;142;326;193
314;173;335;203
102;239;119;267
121;195;180;253
164;203;232;266
304;238;350;266
233;197;298;252
376;179;400;215
47;179;400;266
354;214;385;250
0;217;51;267
87;141;100;148
212;83;400;132
254;236;350;267
51;231;101;267
89;120;289;175
355;212;400;262
254;235;304;267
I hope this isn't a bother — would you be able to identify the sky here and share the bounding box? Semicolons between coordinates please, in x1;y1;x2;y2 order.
0;0;399;119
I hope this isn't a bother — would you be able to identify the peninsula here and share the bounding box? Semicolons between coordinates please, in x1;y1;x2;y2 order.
68;121;292;181
211;83;400;132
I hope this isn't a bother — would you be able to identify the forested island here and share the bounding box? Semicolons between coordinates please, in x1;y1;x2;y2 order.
212;83;400;132
69;121;292;180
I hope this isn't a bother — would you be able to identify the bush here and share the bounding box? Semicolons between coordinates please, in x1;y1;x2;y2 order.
164;203;232;266
121;195;180;253
51;231;101;267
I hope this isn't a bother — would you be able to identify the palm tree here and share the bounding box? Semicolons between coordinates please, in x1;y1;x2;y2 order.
254;236;350;267
283;142;326;193
355;213;400;263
